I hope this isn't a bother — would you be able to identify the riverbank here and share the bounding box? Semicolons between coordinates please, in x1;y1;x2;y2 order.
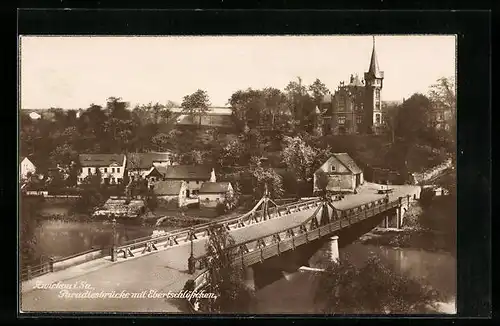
359;194;456;255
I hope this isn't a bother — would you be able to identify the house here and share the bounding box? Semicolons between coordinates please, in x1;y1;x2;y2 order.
313;153;364;193
126;152;174;181
198;182;233;208
319;37;384;135
19;156;37;181
28;112;41;120
77;154;127;185
160;165;216;197
153;180;188;208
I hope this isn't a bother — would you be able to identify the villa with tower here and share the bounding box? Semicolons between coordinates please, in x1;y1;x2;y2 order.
319;37;384;135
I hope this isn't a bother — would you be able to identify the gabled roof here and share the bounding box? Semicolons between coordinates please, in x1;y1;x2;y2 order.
153;180;184;196
127;152;173;170
199;182;232;194
163;165;213;180
78;154;125;167
332;153;363;174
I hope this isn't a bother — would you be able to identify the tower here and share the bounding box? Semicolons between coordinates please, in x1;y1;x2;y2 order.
364;36;384;134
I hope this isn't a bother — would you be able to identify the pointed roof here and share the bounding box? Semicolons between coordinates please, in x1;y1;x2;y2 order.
366;36;384;79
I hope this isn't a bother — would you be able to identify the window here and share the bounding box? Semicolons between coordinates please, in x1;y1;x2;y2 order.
331;166;336;172
375;90;380;101
80;168;83;174
375;114;381;124
338;116;346;125
338;98;345;110
196;181;199;185
117;178;122;183
104;168;107;173
88;168;92;174
112;168;115;173
437;112;444;121
356;115;362;124
117;168;120;173
151;177;156;182
111;178;115;184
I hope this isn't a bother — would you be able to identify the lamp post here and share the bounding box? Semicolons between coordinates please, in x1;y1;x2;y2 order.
111;217;117;262
188;228;195;274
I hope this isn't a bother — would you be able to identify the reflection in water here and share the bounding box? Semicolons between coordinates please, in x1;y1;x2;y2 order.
34;220;177;260
253;240;456;314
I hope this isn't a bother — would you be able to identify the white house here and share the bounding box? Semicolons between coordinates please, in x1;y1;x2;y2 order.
19;157;37;181
153;180;188;208
161;165;216;197
198;182;233;208
126;152;175;180
77;154;127;185
28;112;41;120
313;153;364;193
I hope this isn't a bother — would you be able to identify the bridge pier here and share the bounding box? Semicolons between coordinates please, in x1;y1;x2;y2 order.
243;266;255;291
330;236;339;262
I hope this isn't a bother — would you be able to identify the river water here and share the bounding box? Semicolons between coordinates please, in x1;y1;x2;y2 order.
253;240;456;314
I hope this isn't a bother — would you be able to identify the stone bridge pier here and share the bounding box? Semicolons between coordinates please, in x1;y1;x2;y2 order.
242;236;331;291
379;194;415;229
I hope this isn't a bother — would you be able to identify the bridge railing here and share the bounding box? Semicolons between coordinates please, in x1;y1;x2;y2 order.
111;198;321;261
192;195;407;274
187;195;415;312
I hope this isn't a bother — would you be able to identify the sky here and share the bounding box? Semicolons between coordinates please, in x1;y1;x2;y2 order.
19;35;456;110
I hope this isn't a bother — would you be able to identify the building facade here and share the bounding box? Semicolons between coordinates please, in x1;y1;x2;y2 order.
319;37;385;135
198;182;234;208
153;180;188;208
77;154;127;185
19;157;37;181
313;153;364;193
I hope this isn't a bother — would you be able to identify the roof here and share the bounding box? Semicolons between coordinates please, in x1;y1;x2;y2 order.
348;74;364;87
332;153;363;174
366;37;384;79
154;180;184;195
127;152;173;169
78;154;125;167
199;182;232;194
170;107;232;115
163;165;212;180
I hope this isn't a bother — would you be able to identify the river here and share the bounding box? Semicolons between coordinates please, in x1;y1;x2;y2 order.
252;240;456;314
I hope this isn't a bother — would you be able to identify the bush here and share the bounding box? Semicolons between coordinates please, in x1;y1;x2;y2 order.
183;279;195;292
314;255;439;314
215;203;226;216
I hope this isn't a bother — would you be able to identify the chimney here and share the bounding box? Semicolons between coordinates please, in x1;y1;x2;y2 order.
210;168;216;182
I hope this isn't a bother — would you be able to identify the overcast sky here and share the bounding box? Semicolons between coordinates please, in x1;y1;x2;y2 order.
19;35;456;110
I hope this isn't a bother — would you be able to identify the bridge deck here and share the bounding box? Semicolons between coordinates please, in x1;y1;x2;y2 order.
20;183;419;313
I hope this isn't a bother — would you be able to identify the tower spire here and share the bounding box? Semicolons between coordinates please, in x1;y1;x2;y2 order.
368;35;381;78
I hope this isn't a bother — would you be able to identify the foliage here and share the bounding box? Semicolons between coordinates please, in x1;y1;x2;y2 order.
314;170;330;197
20;198;41;267
204;225;255;313
181;89;211;127
314;255;439;314
144;189;158;212
281;136;318;182
247;156;284;201
308;78;330;105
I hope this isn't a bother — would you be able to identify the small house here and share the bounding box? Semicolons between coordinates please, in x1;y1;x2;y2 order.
161;165;216;198
153;180;188;208
314;153;364;193
198;182;233;208
126;152;174;181
19;156;37;181
78;154;127;185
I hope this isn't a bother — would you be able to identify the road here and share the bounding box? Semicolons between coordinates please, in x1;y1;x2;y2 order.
20;183;420;313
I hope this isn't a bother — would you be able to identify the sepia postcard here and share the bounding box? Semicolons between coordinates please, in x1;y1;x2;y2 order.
19;34;457;315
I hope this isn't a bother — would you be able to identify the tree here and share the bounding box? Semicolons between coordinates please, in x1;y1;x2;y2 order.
382;102;400;144
281;136;317;182
308;78;330;105
144;189;158;212
181;89;211;127
395;93;433;144
248;156;284;201
314;255;439;314
315;170;330;198
204;225;255;313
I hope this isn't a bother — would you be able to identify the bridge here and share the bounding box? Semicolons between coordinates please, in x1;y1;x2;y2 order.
20;182;420;313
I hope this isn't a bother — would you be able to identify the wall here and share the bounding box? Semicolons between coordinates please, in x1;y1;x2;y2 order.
199;193;225;208
20;159;36;179
410;158;453;185
158;195;180;208
78;161;126;184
